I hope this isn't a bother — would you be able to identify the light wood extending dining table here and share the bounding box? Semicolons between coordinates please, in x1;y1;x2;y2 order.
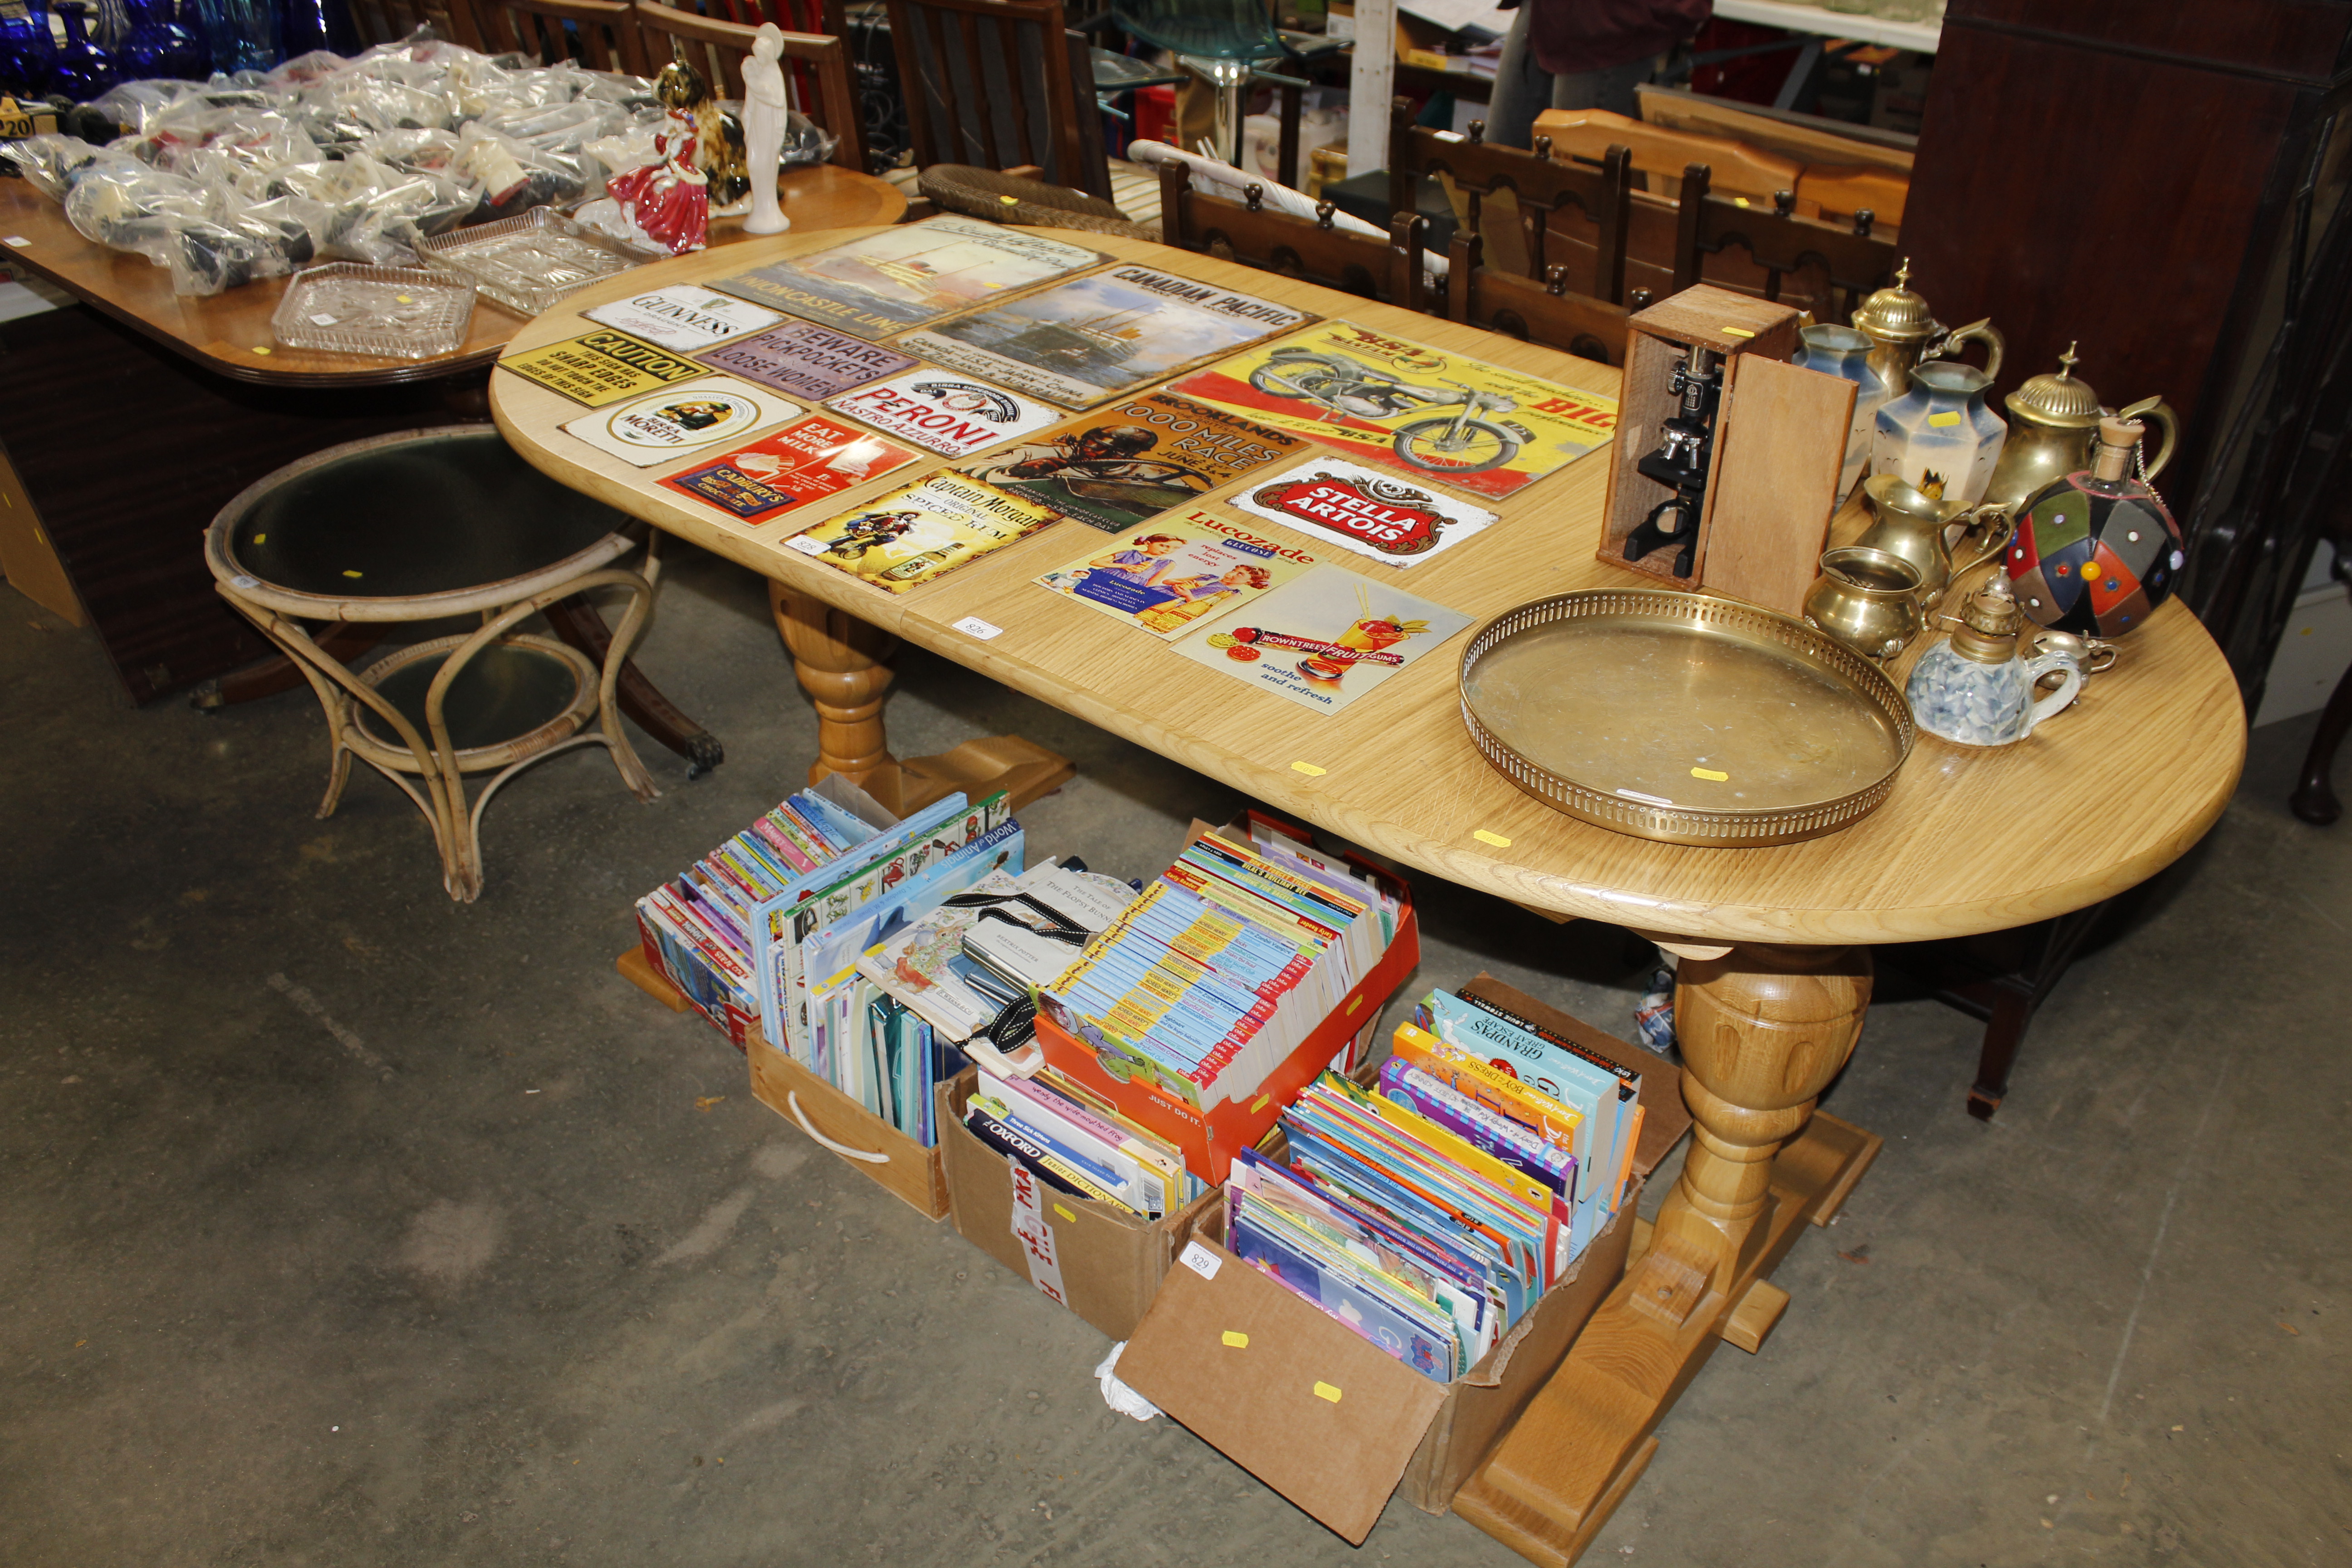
490;226;2246;1564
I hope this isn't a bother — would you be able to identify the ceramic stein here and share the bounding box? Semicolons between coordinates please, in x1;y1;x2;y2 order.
1872;361;2008;508
1790;323;1890;500
1905;576;2083;747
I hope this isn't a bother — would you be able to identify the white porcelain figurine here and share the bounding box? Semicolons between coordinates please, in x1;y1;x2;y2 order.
743;23;791;236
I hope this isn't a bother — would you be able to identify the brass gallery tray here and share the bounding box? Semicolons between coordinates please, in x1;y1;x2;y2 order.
1459;589;1915;847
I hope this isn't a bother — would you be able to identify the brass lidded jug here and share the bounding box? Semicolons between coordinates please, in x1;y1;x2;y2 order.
1980;343;2177;513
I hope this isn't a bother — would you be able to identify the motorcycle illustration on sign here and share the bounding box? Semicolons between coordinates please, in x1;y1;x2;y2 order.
1168;321;1619;500
1245;348;1533;475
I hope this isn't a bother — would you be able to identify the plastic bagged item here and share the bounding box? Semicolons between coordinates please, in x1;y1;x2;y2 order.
452;122;593;224
769;106;835;169
63;160;212;264
582;125;658;179
83;77;209;134
6;134;118;200
130;105;320;177
168;201;315;294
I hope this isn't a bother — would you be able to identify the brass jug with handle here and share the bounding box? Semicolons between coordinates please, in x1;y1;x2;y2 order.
1850;258;2006;391
1980;342;2177;513
1857;471;2015;612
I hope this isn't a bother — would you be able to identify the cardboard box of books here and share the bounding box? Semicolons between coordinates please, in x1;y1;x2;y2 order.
1029;820;1419;1183
1115;978;1691;1541
937;1068;1220;1342
749;1022;952;1220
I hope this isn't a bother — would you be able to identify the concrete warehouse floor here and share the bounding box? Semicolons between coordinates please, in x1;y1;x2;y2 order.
2;543;2346;1568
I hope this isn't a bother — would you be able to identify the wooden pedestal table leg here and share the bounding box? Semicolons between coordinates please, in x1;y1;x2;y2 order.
1452;943;1885;1568
769;583;1074;818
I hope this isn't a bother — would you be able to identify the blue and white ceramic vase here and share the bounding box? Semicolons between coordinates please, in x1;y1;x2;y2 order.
1872;360;2007;508
1905;575;2082;747
1791;323;1889;500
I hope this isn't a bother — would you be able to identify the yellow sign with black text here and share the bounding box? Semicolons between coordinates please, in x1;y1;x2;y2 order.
497;329;705;407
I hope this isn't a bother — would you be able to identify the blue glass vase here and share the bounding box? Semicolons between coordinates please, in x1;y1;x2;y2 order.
50;2;118;101
191;0;275;71
119;0;206;77
0;0;57;98
274;0;353;57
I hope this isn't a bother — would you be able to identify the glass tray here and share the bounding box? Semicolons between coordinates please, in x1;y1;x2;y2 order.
417;208;664;317
1459;589;1915;847
270;265;477;360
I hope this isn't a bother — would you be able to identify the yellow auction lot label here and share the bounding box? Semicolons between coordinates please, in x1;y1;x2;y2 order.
497;329;704;407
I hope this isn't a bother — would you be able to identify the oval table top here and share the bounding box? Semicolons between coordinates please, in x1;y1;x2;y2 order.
0;164;906;388
490;227;2247;946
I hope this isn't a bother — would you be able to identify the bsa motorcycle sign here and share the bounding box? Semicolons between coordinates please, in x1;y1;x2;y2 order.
1227;457;1498;566
1166;320;1618;500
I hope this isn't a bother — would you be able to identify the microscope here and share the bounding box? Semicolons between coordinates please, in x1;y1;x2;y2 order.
1621;343;1724;579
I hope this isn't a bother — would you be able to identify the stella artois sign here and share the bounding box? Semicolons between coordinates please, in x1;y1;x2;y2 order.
1227;456;1498;566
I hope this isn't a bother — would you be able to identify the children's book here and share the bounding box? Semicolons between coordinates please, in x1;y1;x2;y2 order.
1166;318;1618;500
1169;564;1473;715
657;414;919;529
710;216;1112;339
781;472;1060;594
895;264;1317;409
954;390;1309;532
1032;508;1318;640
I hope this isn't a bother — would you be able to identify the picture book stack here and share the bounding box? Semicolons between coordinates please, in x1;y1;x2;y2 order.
632;777;893;1048
1224;989;1644;1384
961;1059;1210;1221
744;789;1027;1145
1032;822;1411;1176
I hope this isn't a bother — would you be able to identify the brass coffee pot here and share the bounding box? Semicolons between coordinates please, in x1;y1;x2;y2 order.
1980;343;2177;513
1850;259;2006;391
1857;471;2015;612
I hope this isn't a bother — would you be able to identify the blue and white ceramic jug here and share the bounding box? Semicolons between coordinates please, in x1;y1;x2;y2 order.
1791;323;1890;500
1905;575;2082;747
1873;361;2008;508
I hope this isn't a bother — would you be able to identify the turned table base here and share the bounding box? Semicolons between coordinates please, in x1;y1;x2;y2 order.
770;584;1075;818
1454;943;1885;1567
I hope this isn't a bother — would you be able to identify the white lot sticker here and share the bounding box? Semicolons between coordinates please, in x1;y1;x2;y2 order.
1225;455;1498;567
583;285;784;351
559;376;799;467
823;373;1061;458
952;616;1004;640
1178;1240;1222;1280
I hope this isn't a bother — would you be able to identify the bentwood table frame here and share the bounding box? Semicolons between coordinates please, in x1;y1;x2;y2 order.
490;228;2245;1562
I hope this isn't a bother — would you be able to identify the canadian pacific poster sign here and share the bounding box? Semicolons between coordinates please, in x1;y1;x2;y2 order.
1227;457;1498;567
1167;319;1618;500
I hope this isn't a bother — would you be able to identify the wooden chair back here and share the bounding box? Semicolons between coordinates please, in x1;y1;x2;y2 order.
1389;103;1633;302
654;0;850;132
882;0;1112;202
1535;106;1800;205
1158;162;1427;313
453;0;643;70
1445;231;1640;366
1670;163;1899;320
632;0;866;172
349;0;450;45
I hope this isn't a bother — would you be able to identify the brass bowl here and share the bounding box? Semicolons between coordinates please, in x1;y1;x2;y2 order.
1459;589;1916;847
